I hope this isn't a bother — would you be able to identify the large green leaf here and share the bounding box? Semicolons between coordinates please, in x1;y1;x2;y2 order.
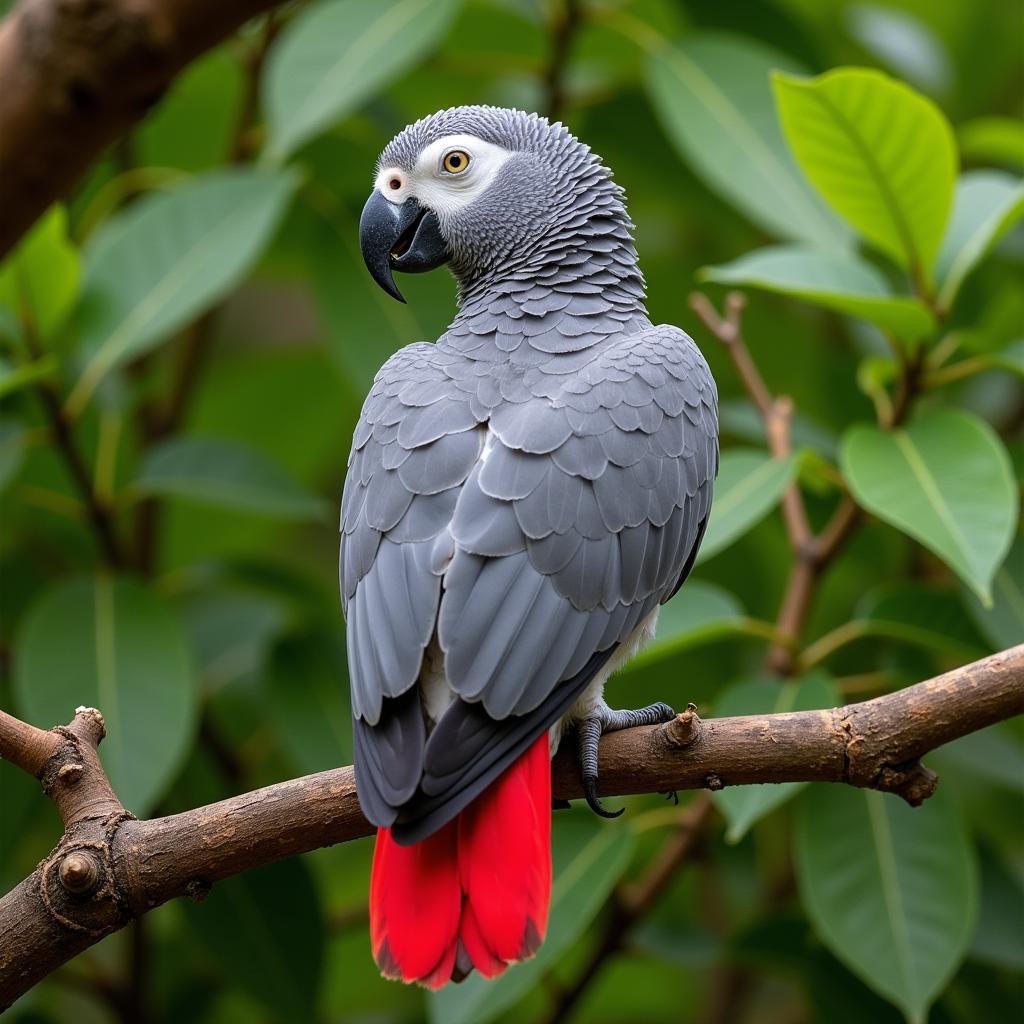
131;436;327;521
66;167;298;416
13;576;197;813
632;580;747;668
0;205;79;340
429;816;634;1024
962;532;1024;650
796;786;977;1023
182;857;324;1021
264;631;353;772
855;583;988;659
840;410;1017;603
714;672;838;843
264;0;462;160
932;723;1024;797
645;34;849;248
957;116;1024;170
180;584;291;692
701;245;934;340
773;68;956;281
697;449;799;563
934;171;1024;312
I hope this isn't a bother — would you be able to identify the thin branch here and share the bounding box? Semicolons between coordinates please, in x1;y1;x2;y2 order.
0;707;58;776
542;0;583;121
0;0;288;258
31;381;129;569
1;646;1021;1008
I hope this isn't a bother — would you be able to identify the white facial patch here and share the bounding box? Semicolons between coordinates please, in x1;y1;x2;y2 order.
375;133;514;224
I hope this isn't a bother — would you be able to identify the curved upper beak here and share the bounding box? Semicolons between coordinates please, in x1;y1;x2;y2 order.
358;191;449;303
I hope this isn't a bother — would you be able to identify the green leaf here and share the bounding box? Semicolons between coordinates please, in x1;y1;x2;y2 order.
697;449;799;563
970;852;1024;970
633;581;748;668
840;410;1018;603
701;245;935;340
773;68;957;281
66;167;298;416
0;353;59;398
180;584;291;692
934;171;1024;311
429;815;634;1024
796;786;977;1023
131;436;327;521
265;631;353;772
933;724;1024;797
264;0;462;160
645;34;849;248
13;576;197;812
962;532;1024;650
714;672;839;843
182;857;324;1021
0;420;28;491
990;339;1024;379
957;116;1024;170
0;206;80;340
855;583;988;658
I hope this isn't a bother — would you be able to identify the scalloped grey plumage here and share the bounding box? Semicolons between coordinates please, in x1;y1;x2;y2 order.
340;106;718;843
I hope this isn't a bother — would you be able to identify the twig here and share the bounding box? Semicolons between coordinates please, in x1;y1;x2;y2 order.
690;292;846;672
543;0;583;121
1;646;1021;1008
31;382;128;569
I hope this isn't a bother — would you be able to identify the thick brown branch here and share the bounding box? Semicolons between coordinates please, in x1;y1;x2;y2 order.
1;646;1021;1007
0;0;285;257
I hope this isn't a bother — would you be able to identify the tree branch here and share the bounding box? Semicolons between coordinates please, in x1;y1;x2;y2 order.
690;291;862;674
0;0;286;258
1;646;1021;1008
542;0;583;121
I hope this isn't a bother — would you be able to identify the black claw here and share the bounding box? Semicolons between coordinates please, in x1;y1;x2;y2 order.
552;798;572;811
660;789;680;805
584;776;624;819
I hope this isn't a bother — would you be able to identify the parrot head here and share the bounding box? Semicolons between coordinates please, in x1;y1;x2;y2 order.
359;105;627;303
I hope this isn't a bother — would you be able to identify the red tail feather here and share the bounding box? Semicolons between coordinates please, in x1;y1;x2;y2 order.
369;734;552;987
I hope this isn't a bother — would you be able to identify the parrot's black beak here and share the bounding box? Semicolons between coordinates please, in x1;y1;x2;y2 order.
359;191;449;303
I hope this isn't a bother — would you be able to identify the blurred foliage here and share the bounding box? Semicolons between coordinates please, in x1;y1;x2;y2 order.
1;0;1021;1022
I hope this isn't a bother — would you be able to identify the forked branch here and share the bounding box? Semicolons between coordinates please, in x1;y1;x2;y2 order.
2;645;1021;1008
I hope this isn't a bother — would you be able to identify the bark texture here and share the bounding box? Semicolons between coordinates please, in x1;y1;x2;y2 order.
0;0;282;256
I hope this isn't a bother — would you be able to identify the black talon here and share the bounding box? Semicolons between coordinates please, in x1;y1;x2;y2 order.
660;790;679;805
584;775;624;819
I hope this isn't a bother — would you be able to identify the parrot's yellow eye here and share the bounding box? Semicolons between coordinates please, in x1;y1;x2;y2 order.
442;150;471;174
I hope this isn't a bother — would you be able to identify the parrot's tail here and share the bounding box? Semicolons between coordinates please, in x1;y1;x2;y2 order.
369;733;552;988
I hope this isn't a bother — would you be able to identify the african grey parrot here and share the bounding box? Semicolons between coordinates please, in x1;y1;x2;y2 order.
341;106;718;987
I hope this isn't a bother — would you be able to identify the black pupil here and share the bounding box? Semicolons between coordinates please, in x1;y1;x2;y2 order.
449;154;462;168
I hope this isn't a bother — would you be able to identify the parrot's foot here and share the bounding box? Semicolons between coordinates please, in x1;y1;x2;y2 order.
577;701;675;818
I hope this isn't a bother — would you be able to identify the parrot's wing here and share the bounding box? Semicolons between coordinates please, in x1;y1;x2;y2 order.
342;326;718;839
341;342;484;821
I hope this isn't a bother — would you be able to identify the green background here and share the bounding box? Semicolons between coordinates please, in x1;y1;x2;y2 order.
1;1;1021;1022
